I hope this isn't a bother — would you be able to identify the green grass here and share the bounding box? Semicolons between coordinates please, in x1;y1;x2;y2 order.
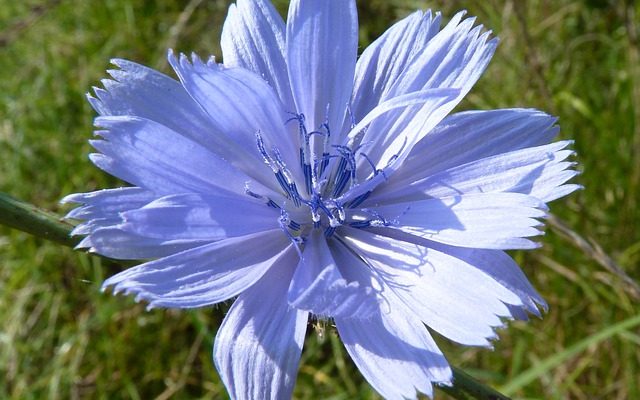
1;0;638;398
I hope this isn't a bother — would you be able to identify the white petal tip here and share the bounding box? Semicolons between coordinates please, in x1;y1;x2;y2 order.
435;377;454;388
109;58;126;67
60;193;78;204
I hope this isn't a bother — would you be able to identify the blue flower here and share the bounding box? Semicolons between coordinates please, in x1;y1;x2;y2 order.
63;1;579;398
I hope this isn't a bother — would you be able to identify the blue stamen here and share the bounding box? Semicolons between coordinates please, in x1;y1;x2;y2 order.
303;162;313;195
330;145;359;197
320;121;331;170
258;108;406;238
359;152;379;176
299;147;305;170
245;187;263;199
279;209;304;257
324;226;336;238
256;132;277;172
332;168;351;198
256;132;303;206
346;191;371;208
245;185;281;209
285;112;307;136
288;220;301;231
272;146;304;207
318;152;330;177
328;200;346;223
288;112;318;197
334;145;358;171
334;156;347;178
289;183;302;207
273;170;293;198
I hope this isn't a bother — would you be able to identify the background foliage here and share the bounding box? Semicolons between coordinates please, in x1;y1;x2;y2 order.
1;0;638;399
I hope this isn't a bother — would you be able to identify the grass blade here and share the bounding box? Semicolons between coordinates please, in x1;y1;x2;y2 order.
501;313;640;395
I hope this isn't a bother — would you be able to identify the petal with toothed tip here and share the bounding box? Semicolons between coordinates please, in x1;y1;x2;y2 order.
288;230;378;319
369;192;548;250
76;228;211;260
118;193;280;241
167;51;302;186
286;0;358;144
336;308;451;399
214;247;307;400
341;227;524;346
351;11;497;180
221;0;294;110
90;116;278;198
373;140;580;204
349;10;442;124
102;230;291;308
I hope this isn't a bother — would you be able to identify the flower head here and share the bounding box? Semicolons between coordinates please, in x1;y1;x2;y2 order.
63;1;579;399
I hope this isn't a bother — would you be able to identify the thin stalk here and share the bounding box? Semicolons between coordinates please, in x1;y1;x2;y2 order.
439;367;511;399
0;192;78;247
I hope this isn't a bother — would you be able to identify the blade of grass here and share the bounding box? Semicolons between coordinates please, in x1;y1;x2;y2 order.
501;312;640;395
547;214;640;299
0;0;62;47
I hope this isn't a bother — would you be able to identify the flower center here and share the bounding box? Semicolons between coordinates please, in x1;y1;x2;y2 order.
248;112;391;251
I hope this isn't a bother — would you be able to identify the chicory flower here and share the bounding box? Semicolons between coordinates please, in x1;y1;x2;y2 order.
63;1;579;398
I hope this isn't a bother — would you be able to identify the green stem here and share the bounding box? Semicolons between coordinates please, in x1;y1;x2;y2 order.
439;367;511;399
0;191;511;400
0;192;78;247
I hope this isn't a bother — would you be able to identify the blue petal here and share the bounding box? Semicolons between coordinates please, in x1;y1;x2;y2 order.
63;188;227;259
119;193;279;241
286;0;358;138
90;59;215;148
351;11;497;177
336;309;451;400
340;227;523;346
350;10;441;123
62;187;155;228
214;246;308;400
429;244;547;315
345;88;460;143
353;91;458;178
377;140;579;204
373;109;576;202
76;228;211;260
90;116;277;198
168;52;301;186
409;109;561;171
91;59;278;187
336;90;460;205
221;0;294;109
385;11;496;101
370;192;548;250
102;230;291;308
347;226;546;315
287;230;377;319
